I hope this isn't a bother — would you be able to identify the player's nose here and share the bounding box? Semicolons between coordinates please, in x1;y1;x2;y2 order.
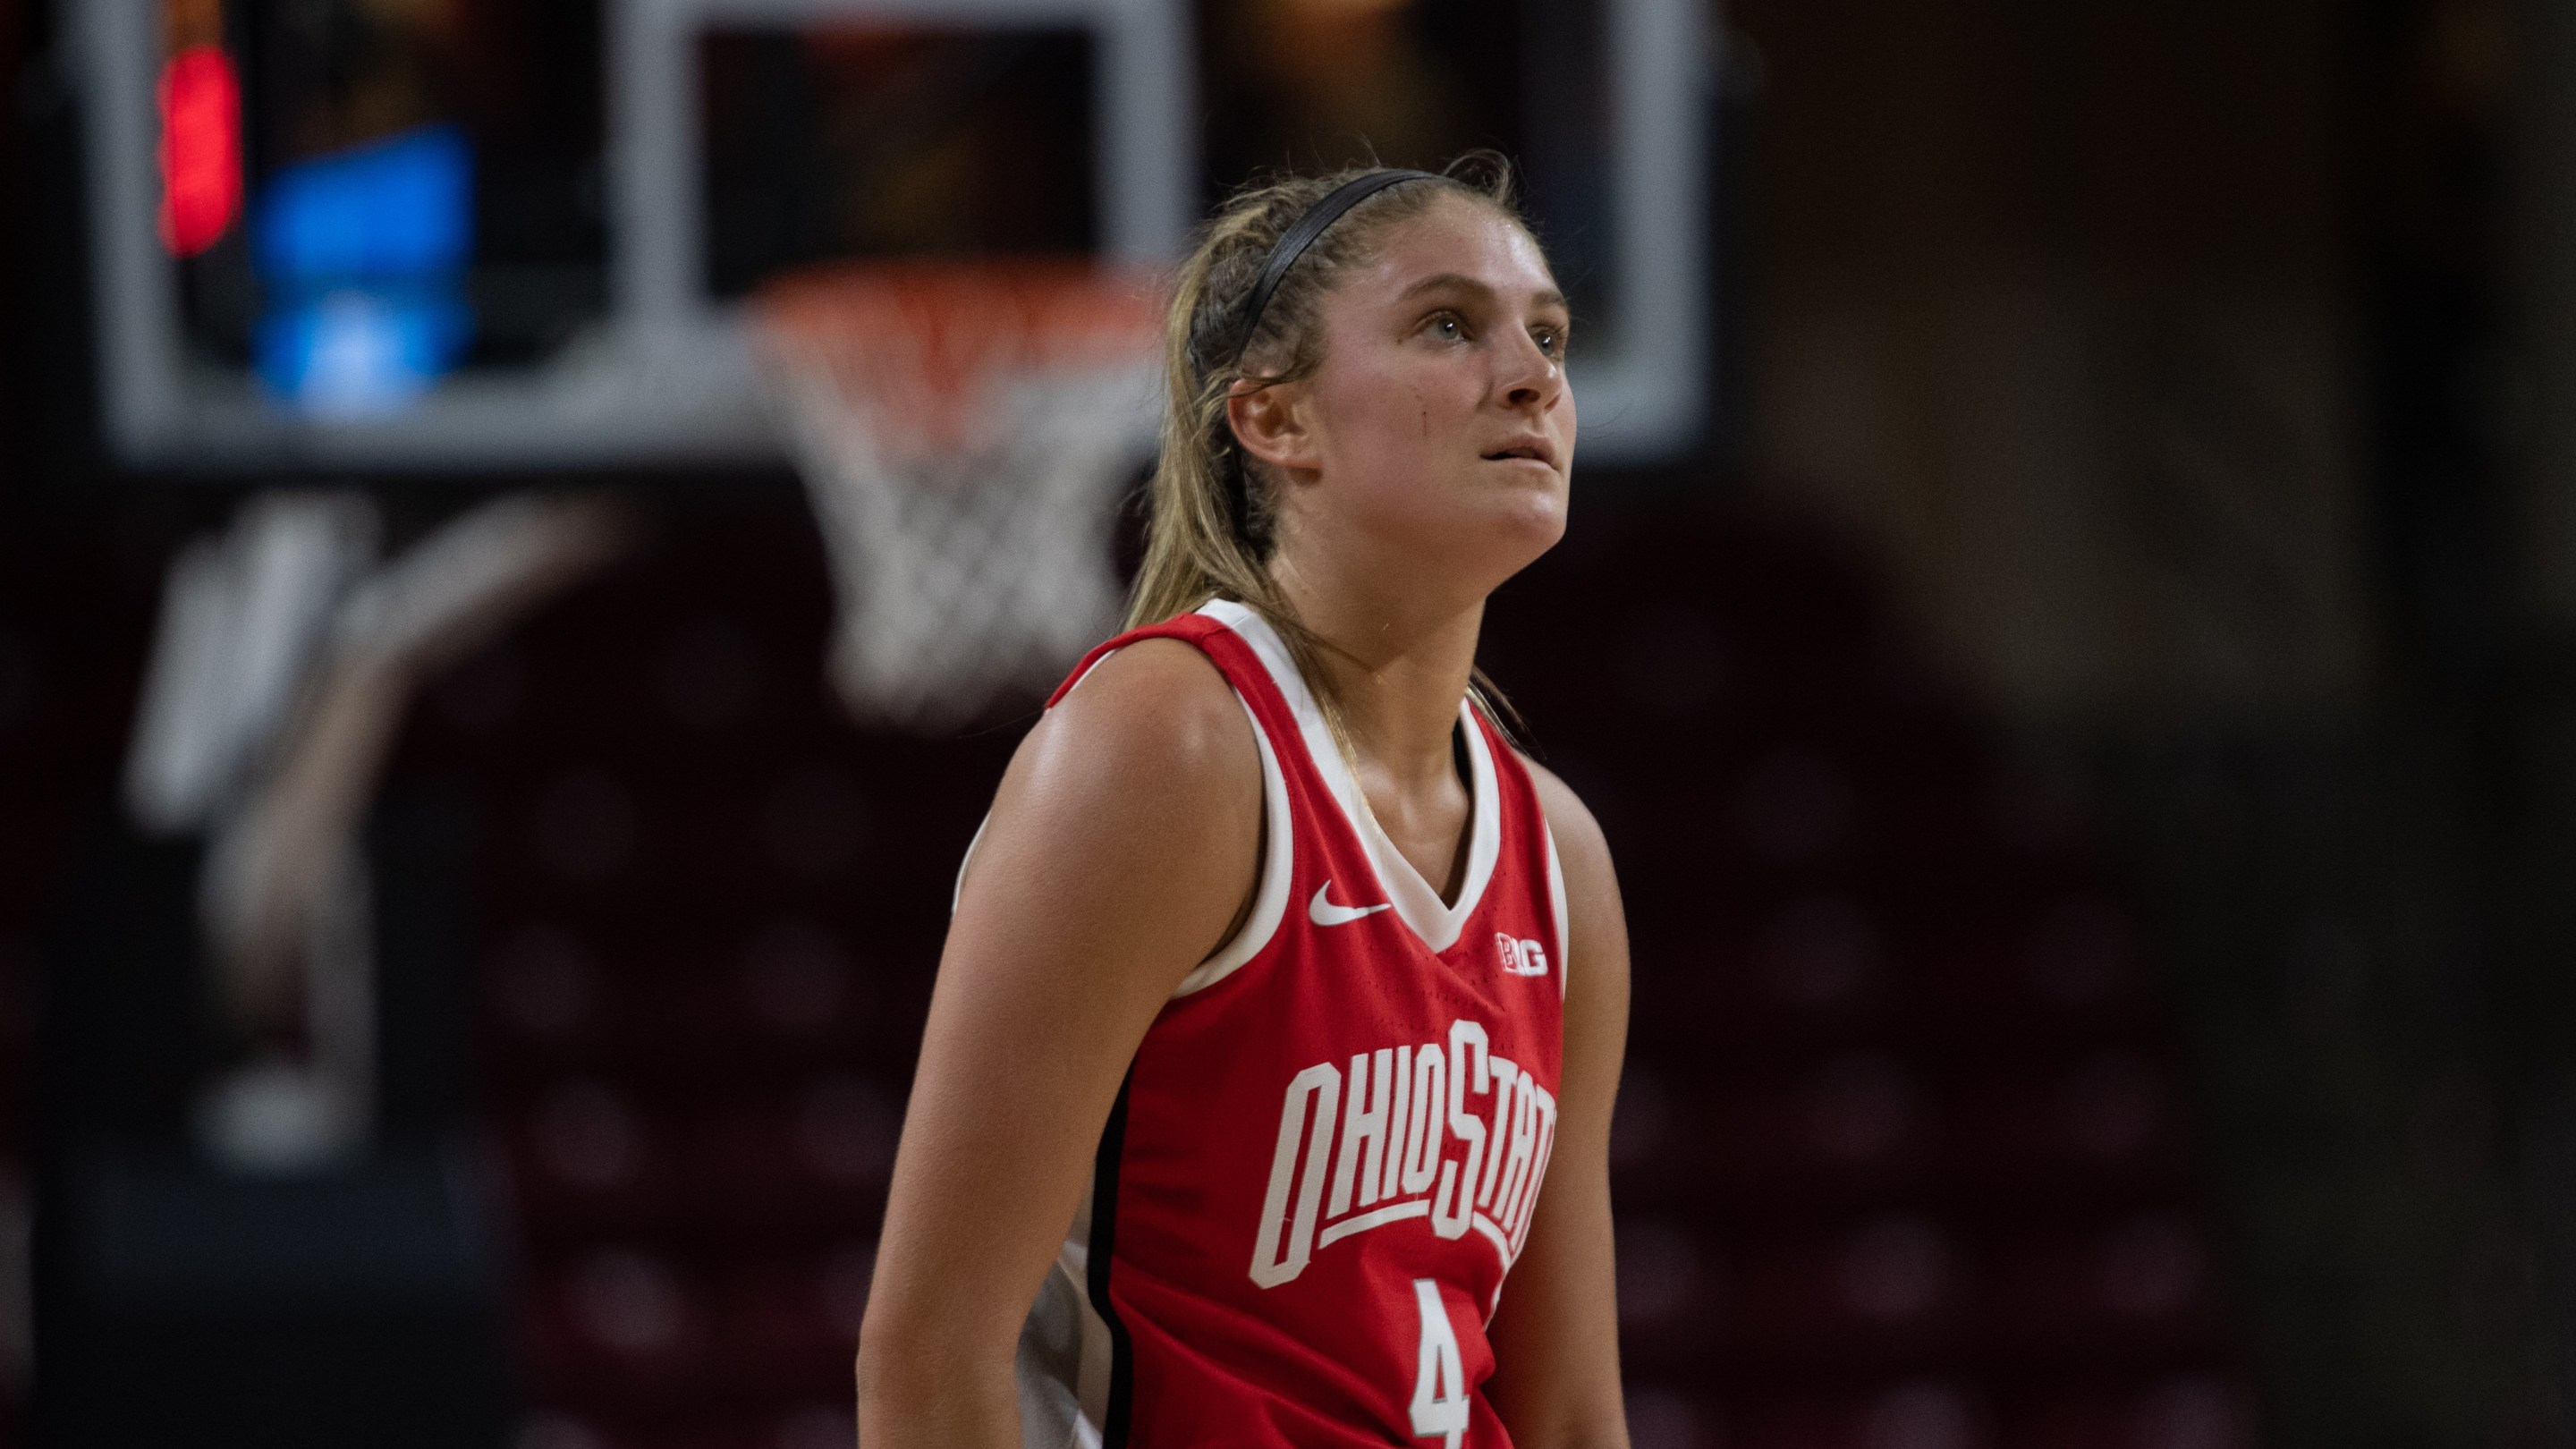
1495;327;1564;413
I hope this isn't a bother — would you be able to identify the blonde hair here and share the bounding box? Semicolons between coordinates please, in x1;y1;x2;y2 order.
1127;153;1534;742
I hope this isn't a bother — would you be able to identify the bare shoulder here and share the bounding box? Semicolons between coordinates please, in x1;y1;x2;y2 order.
1015;636;1257;801
958;636;1262;981
1514;752;1628;1009
936;631;1250;974
1516;754;1615;889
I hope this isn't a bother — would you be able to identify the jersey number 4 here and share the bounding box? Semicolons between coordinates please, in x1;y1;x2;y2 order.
1409;1279;1470;1449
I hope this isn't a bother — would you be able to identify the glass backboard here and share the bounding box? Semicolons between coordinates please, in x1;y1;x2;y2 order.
73;0;1709;472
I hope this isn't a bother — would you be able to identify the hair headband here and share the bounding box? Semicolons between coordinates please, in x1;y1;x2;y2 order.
1233;168;1441;364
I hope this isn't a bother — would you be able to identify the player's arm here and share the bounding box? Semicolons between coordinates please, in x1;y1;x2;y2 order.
855;640;1262;1449
1485;761;1632;1449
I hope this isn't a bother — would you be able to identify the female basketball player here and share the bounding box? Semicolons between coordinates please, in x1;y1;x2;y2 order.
857;160;1631;1448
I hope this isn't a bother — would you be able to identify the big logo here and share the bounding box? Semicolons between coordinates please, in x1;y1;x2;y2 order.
1496;932;1550;978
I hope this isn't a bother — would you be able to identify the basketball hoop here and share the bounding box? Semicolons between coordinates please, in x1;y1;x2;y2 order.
753;261;1165;730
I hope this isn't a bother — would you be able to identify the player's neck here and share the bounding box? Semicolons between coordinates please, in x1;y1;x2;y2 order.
1270;555;1483;791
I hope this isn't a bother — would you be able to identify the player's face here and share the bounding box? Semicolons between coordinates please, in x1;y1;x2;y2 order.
1276;195;1575;596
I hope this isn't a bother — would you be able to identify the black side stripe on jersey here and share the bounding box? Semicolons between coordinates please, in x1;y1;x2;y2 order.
1089;1064;1139;1448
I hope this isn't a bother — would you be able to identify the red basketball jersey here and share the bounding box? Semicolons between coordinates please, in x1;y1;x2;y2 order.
1005;601;1569;1449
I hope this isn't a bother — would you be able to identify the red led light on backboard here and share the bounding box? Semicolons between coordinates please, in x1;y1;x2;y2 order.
157;44;242;257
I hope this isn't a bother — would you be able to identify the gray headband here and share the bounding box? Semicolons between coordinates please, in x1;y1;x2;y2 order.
1232;169;1441;364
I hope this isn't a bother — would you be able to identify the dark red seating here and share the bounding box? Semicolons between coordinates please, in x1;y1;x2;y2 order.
388;499;2250;1447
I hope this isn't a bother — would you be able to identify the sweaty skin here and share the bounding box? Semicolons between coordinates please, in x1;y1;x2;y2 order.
858;193;1631;1449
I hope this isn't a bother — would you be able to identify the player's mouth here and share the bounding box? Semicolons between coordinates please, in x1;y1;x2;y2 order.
1480;437;1559;470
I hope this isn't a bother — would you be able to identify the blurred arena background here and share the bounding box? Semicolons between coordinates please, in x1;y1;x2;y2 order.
1;0;2572;1446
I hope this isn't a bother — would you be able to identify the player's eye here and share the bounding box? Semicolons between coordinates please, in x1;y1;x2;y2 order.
1420;310;1470;343
1532;325;1565;358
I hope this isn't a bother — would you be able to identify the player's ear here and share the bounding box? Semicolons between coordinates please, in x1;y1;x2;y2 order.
1226;379;1319;478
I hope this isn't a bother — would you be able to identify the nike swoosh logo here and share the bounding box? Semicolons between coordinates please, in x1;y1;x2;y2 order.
1309;883;1393;927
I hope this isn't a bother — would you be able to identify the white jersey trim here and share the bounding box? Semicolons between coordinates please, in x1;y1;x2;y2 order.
1196;601;1501;953
1543;822;1571;1000
952;815;988;918
1172;697;1292;996
1017;1170;1112;1447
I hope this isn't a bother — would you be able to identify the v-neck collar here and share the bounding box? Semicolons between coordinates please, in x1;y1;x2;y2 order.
1199;600;1501;952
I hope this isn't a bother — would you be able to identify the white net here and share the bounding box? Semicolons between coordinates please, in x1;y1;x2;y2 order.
754;263;1163;730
